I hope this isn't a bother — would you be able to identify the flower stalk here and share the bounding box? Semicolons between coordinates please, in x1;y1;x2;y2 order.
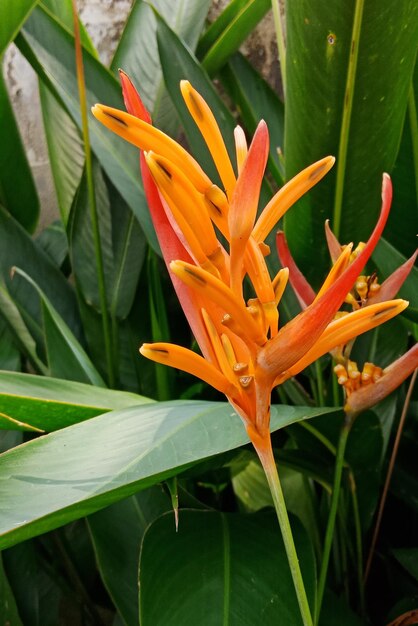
255;434;313;626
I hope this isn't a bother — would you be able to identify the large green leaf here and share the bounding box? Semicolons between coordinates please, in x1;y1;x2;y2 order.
284;0;418;285
0;0;37;55
139;510;316;626
0;402;336;549
0;71;39;232
111;0;211;135
0;370;150;432
18;4;157;250
88;487;170;626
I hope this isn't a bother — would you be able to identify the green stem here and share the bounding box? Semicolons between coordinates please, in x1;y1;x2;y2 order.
256;437;313;626
349;471;365;614
71;0;115;387
271;0;286;95
333;0;365;237
315;416;352;625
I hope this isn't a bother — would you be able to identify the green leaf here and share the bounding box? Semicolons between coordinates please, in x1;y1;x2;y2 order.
0;281;46;374
0;0;37;56
111;0;211;134
372;237;418;322
18;4;158;250
221;52;285;185
0;203;81;339
0;554;23;626
39;83;85;225
3;541;61;626
0;70;39;232
0;402;335;549
284;1;418;285
392;548;418;582
35;220;68;268
0;370;150;432
0;318;20;372
200;0;271;76
13;268;105;386
387;60;418;258
88;487;170;626
139;510;316;626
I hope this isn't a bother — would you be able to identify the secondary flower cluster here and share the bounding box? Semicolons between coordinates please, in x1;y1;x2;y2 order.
92;74;410;446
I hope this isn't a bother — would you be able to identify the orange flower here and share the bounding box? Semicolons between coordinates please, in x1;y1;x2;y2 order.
92;75;407;450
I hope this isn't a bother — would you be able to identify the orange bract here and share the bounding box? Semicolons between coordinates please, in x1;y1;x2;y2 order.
92;76;407;445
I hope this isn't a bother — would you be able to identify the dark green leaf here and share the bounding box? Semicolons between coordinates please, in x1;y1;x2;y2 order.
0;402;335;549
0;70;39;231
88;487;170;626
0;370;150;432
139;510;316;626
35;220;68;267
0;553;23;626
284;1;418;284
392;548;418;582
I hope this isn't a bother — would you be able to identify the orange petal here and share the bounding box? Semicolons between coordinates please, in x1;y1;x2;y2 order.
229;120;269;296
234;125;248;175
367;249;418;305
276;299;408;382
314;244;353;302
253;156;335;243
91;104;212;193
140;343;233;394
180;80;236;199
170;260;267;346
259;174;393;377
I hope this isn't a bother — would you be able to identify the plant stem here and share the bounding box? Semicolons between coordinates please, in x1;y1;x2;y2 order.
349;470;365;614
333;0;365;237
71;0;115;387
255;436;313;626
315;415;352;624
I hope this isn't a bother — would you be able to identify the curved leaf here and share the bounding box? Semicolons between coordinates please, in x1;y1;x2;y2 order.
0;401;336;549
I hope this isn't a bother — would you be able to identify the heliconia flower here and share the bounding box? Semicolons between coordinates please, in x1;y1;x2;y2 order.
92;75;408;452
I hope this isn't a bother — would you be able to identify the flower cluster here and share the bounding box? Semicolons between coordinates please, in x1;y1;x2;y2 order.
92;74;409;448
